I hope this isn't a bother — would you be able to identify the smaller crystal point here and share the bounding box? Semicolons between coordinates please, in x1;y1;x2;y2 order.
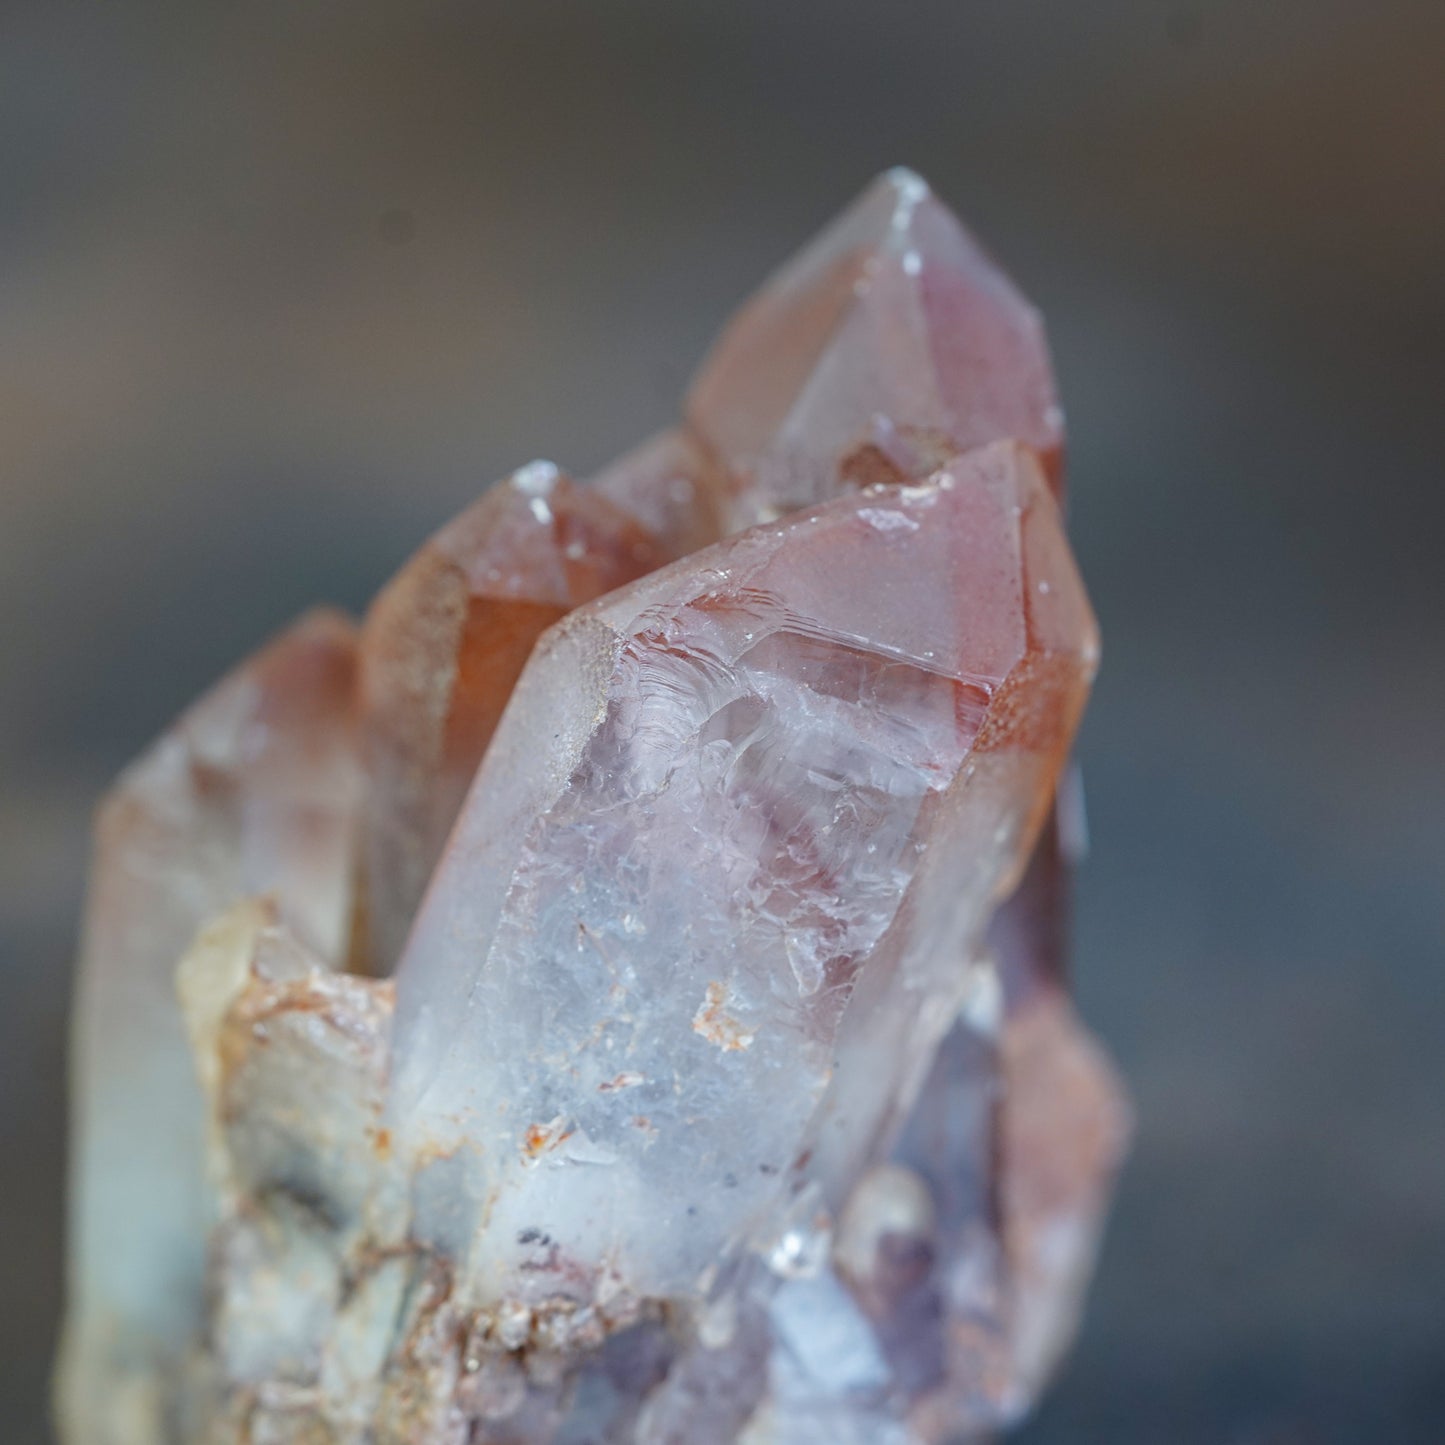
358;464;665;969
57;173;1124;1445
687;168;1063;528
59;609;362;1445
992;991;1130;1415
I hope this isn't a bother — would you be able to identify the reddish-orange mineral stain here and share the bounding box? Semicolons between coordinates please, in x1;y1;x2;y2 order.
358;464;664;970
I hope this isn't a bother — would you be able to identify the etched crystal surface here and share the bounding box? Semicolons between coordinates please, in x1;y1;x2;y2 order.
58;171;1127;1445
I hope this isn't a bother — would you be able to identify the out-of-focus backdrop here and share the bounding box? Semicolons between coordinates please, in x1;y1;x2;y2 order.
2;2;1442;1441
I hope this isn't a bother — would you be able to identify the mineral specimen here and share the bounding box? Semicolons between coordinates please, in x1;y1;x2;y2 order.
57;169;1127;1445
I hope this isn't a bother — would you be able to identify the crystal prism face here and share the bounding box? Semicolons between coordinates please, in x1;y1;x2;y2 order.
688;168;1064;528
58;172;1125;1445
358;462;665;969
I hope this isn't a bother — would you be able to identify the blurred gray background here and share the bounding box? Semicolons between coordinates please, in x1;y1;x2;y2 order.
2;2;1442;1441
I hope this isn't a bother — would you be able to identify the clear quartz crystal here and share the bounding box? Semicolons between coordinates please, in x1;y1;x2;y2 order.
58;170;1126;1445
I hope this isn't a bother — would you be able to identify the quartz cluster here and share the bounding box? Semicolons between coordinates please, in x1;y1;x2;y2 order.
57;170;1128;1445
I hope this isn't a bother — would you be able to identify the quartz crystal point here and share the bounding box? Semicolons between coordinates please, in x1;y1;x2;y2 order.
392;441;1094;1309
359;462;666;970
688;167;1064;526
58;170;1127;1445
58;611;362;1445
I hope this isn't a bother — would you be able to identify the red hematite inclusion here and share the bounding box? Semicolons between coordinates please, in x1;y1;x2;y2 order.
58;170;1126;1445
358;461;665;969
